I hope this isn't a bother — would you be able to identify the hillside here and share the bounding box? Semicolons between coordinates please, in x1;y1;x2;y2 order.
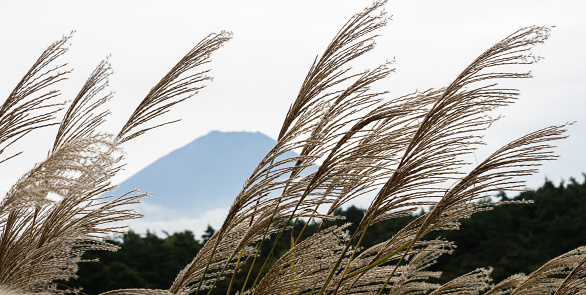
117;131;286;216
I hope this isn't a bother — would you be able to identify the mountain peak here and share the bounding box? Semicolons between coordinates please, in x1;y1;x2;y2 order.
116;130;278;215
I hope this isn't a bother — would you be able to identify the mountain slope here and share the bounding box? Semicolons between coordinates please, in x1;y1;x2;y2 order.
117;131;284;216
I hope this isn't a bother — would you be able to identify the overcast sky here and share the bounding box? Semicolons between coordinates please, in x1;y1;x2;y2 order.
1;1;584;235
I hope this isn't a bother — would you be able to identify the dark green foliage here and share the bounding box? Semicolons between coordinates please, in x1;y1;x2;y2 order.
72;230;202;294
70;176;586;293
431;175;586;283
201;225;215;244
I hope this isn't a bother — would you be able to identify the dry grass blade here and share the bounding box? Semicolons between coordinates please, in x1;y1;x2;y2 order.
278;0;389;141
100;289;173;295
366;25;552;228
418;123;570;239
253;225;352;295
0;136;143;294
0;28;233;295
324;88;440;216
367;124;568;294
428;268;492;295
333;240;450;295
170;220;270;294
52;58;113;152
384;242;448;295
169;3;395;294
509;246;586;295
0;286;33;295
116;31;232;144
554;255;586;295
0;34;72;162
317;25;554;295
484;273;528;295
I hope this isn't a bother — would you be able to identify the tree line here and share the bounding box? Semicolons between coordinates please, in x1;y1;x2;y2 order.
71;175;586;294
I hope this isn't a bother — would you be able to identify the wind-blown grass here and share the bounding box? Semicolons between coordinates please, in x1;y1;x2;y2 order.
0;31;231;294
0;1;583;294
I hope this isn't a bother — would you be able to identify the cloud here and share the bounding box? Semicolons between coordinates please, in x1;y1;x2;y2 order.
123;202;229;238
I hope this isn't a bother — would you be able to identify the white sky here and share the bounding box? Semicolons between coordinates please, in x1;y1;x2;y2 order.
0;1;584;235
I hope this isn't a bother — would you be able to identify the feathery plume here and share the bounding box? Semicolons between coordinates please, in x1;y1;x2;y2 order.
52;58;113;152
116;31;232;144
0;33;72;163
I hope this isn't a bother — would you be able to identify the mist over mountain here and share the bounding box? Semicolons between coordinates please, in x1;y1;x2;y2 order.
117;131;289;217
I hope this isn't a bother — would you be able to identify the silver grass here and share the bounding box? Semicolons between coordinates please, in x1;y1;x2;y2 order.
320;25;556;295
0;30;230;294
253;225;354;295
0;33;71;164
484;274;528;295
0;136;143;293
326;240;450;295
508;246;586;295
100;289;173;295
277;0;389;141
159;3;576;295
428;268;492;295
1;1;584;295
52;58;113;152
362;25;553;234
168;3;395;294
385;242;448;295
116;31;233;144
0;286;38;295
554;254;586;295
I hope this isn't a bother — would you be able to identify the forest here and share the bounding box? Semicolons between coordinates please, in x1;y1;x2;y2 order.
72;176;586;294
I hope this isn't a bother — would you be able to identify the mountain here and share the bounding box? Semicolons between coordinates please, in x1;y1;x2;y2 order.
117;131;288;217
